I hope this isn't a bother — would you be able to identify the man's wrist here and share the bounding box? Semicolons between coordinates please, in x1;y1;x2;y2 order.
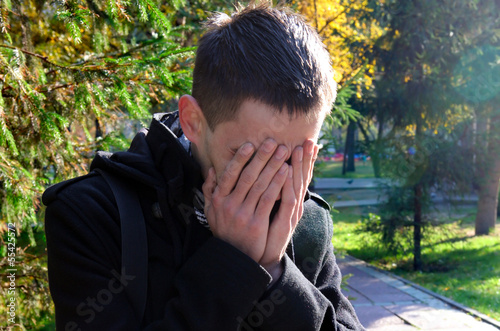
263;261;284;286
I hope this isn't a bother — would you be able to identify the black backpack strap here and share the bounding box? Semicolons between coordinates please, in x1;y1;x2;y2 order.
96;169;148;324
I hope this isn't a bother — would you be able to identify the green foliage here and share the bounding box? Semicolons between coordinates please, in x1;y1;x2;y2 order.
356;128;475;258
378;128;475;191
0;0;218;328
353;0;499;266
0;227;53;329
357;0;499;176
0;0;196;233
318;83;360;161
357;187;429;254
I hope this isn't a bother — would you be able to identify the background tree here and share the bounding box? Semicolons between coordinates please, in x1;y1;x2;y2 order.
362;0;488;270
452;26;500;234
297;0;383;173
364;0;500;238
0;0;196;231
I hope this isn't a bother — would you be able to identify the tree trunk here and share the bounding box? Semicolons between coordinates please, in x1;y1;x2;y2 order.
475;114;500;235
345;120;356;173
413;115;423;271
413;183;423;271
371;116;385;178
474;113;489;189
342;132;348;176
413;118;423;271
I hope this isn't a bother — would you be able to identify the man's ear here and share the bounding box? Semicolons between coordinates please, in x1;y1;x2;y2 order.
178;95;206;145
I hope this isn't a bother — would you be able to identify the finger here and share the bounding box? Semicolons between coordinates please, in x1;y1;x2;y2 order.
302;140;315;189
308;144;319;183
263;165;296;262
217;142;255;197
232;138;277;198
274;165;296;226
202;167;217;216
291;145;307;221
253;162;289;221
202;167;216;199
244;144;288;209
291;146;304;198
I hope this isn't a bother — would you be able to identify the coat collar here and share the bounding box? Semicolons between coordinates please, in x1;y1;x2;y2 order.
145;112;204;209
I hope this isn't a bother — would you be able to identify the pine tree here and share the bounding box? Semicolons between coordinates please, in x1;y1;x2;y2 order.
0;0;197;230
0;0;216;327
365;0;499;269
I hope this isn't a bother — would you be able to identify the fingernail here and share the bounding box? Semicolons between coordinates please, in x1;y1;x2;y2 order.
275;145;287;160
241;143;254;156
262;139;276;153
279;163;288;174
288;165;293;178
306;142;314;155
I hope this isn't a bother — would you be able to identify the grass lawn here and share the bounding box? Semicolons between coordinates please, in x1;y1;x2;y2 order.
330;205;500;321
315;160;375;178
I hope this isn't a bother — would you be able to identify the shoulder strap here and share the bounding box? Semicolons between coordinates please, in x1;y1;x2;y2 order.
96;169;148;324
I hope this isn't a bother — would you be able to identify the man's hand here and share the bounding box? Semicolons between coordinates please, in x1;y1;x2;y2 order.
258;140;318;274
202;138;318;280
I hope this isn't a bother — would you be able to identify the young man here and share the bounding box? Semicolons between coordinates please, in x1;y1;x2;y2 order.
43;2;365;330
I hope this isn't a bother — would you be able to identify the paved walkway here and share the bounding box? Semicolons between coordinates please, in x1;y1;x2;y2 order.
313;178;478;208
337;255;500;331
314;178;390;190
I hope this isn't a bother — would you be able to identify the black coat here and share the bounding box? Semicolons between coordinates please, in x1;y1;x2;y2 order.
43;112;365;331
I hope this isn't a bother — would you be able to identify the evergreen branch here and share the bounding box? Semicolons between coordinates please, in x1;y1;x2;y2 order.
72;37;194;66
0;45;129;73
158;46;196;60
5;8;21;18
341;60;368;86
116;40;163;58
0;44;68;70
85;0;110;21
119;40;194;59
42;83;75;93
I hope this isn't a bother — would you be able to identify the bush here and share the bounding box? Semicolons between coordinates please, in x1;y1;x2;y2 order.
357;185;434;256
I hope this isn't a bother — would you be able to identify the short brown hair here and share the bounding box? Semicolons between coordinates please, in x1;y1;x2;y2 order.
192;1;336;130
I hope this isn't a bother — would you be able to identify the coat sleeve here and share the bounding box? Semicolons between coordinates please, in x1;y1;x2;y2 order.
240;197;365;331
44;176;275;331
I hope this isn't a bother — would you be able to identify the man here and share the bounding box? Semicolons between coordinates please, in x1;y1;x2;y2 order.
43;2;365;330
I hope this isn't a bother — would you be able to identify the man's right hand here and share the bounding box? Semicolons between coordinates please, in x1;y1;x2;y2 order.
202;138;291;266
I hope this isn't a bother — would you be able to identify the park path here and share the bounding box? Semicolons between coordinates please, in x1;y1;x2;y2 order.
337;255;500;331
313;177;478;207
312;177;497;330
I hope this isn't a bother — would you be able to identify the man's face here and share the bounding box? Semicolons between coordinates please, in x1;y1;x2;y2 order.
194;99;324;182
